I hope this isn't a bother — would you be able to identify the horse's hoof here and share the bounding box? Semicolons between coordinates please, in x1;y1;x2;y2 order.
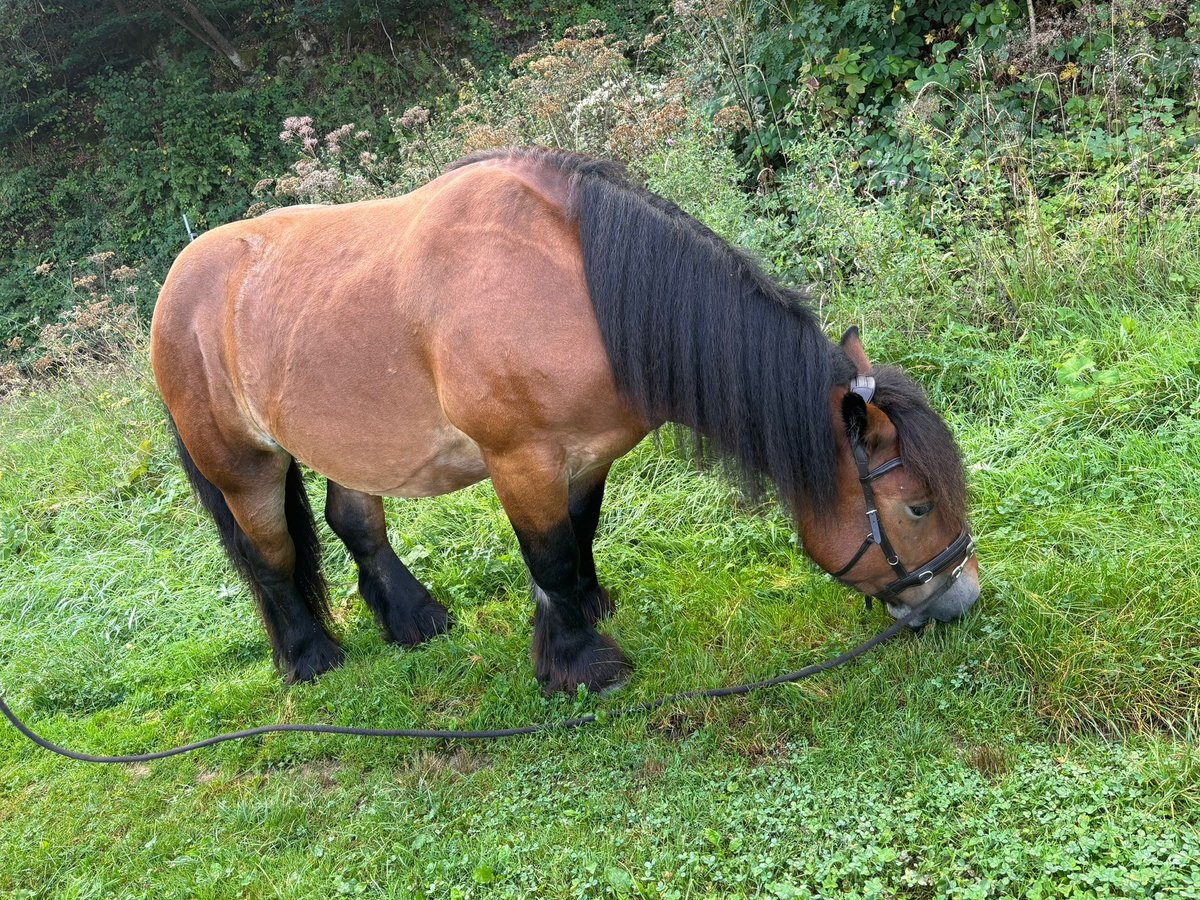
580;585;615;625
384;597;453;646
537;631;631;696
284;637;345;684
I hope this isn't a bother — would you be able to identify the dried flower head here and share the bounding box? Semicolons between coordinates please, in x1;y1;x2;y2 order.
712;104;750;131
398;105;431;130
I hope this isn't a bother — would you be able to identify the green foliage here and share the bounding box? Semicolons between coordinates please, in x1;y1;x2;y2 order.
750;0;1017;125
1;16;1199;890
0;0;664;336
696;0;1198;206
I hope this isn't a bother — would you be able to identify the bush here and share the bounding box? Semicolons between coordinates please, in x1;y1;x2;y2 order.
684;0;1198;202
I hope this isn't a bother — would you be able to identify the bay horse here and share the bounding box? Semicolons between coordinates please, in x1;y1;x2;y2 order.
150;147;979;694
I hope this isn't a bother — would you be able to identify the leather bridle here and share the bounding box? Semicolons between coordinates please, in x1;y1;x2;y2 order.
831;375;976;612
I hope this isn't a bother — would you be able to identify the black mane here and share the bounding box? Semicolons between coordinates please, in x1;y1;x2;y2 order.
449;148;969;526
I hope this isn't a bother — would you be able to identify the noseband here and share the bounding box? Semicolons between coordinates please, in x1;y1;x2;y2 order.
831;376;976;610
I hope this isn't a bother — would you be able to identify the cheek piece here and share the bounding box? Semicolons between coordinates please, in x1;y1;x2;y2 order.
830;377;976;611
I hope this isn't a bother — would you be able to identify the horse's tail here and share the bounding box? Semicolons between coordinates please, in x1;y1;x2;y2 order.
168;418;332;635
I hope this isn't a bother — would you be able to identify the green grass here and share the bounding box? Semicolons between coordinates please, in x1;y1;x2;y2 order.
2;194;1200;896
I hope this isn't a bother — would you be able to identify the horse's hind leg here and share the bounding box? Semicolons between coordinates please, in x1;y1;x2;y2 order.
325;481;451;645
488;450;630;695
172;426;343;683
570;465;615;625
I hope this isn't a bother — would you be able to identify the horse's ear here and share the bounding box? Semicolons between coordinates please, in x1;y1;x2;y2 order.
842;388;897;454
841;390;869;444
840;326;872;376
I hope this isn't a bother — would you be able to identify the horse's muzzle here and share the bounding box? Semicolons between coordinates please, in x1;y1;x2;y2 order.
886;574;980;629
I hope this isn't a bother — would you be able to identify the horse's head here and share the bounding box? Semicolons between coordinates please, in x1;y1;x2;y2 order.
800;328;980;628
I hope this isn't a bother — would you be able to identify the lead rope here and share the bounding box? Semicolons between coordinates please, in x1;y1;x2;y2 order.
0;593;953;764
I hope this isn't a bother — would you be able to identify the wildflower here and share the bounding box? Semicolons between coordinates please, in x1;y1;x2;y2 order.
7;336;22;352
87;250;116;267
110;265;137;282
324;123;354;155
1059;62;1079;81
398;105;431;130
281;115;315;144
34;261;54;276
72;274;98;290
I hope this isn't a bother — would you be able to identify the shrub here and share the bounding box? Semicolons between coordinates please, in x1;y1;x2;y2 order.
0;253;145;399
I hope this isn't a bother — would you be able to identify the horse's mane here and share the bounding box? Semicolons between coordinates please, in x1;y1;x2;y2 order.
871;366;968;525
448;148;965;526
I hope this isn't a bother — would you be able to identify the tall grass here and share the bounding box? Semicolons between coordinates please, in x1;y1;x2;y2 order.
1;17;1198;892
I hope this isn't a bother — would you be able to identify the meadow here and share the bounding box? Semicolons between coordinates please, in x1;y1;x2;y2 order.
2;176;1199;894
3;3;1199;896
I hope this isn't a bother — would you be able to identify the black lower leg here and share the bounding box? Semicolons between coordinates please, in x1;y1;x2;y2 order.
235;532;343;684
325;482;450;645
569;469;613;624
173;428;341;684
517;518;629;695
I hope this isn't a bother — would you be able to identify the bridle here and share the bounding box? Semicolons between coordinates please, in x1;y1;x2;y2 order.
831;375;976;612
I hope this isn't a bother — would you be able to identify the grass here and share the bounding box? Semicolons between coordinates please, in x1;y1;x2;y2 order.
2;174;1199;897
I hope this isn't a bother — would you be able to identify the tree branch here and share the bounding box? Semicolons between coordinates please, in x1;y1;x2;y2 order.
164;0;249;73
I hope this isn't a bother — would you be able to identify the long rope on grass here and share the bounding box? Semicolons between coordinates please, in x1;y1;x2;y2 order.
0;592;948;764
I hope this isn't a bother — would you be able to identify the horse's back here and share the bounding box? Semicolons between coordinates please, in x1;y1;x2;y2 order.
151;162;648;497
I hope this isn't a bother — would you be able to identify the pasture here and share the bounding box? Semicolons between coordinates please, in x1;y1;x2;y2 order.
2;4;1199;892
1;250;1198;894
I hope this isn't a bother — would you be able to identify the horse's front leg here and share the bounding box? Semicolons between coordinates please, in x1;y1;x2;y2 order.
569;463;616;625
488;450;630;695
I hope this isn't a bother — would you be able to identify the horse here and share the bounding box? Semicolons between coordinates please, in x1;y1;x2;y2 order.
150;147;979;694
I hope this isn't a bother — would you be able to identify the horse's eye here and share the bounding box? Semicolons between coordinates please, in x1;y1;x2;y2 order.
907;502;934;518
